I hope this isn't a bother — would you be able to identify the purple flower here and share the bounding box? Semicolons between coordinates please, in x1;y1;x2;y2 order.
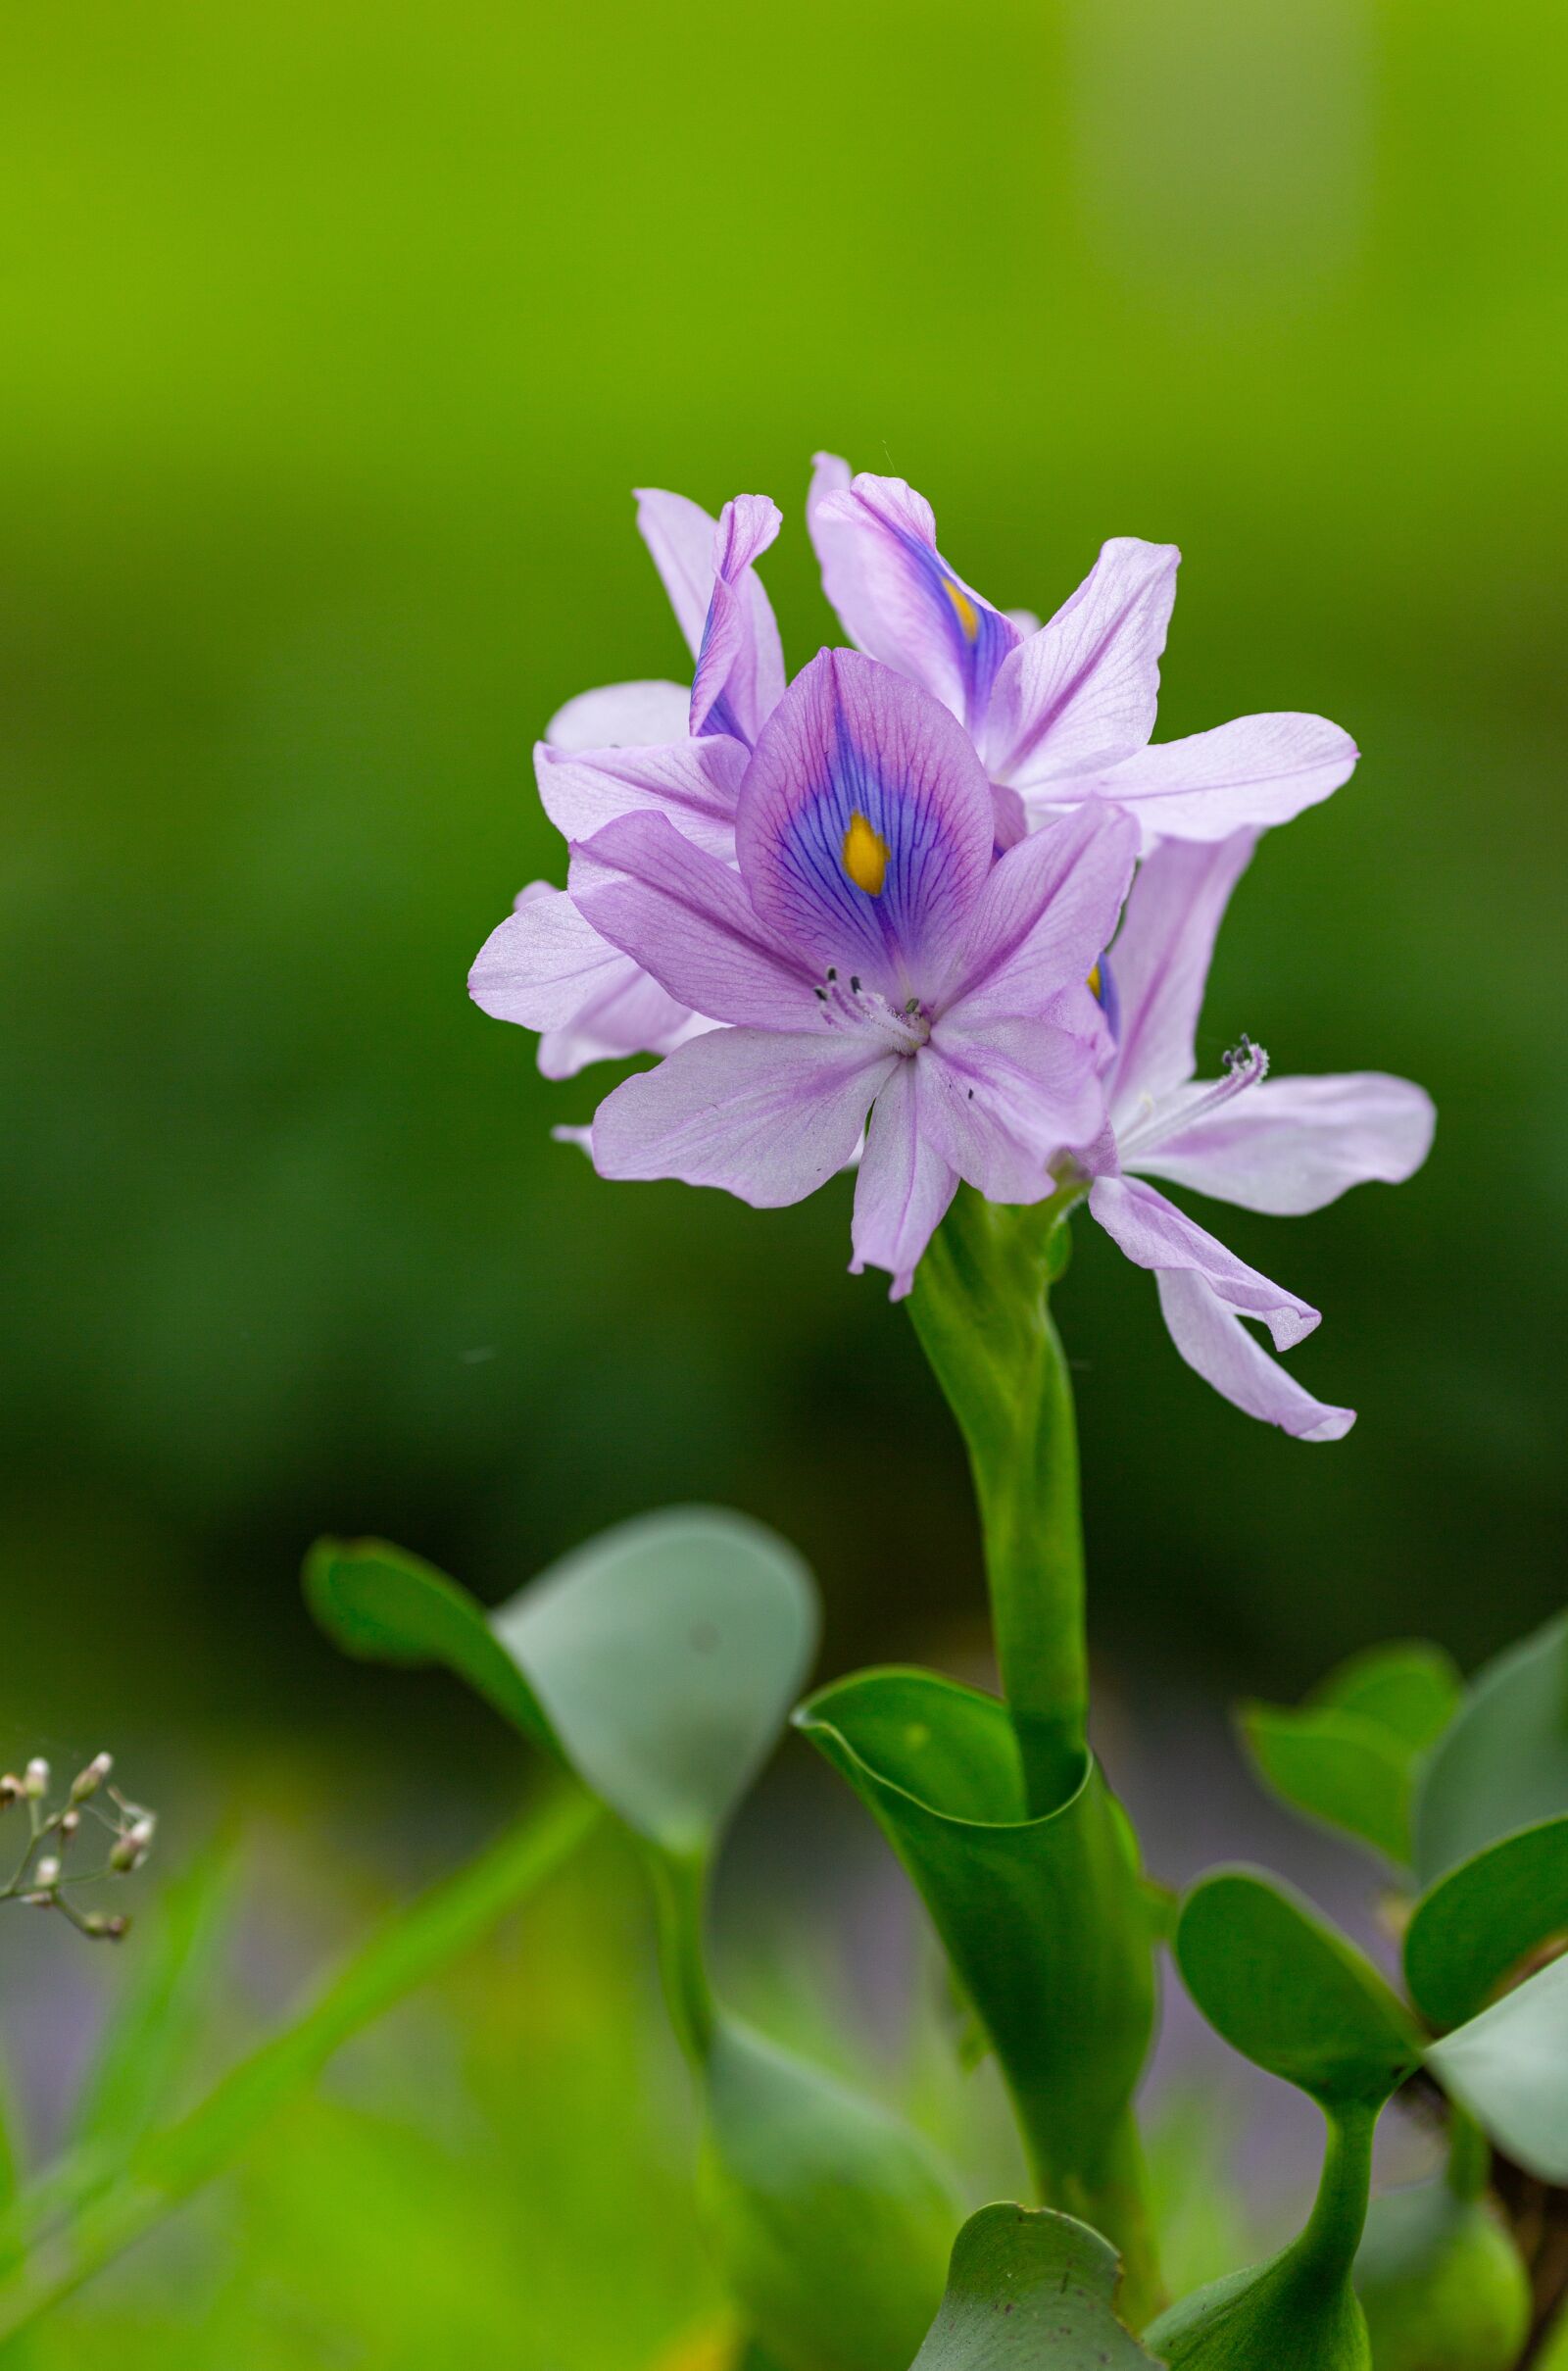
808;456;1358;852
571;650;1138;1297
1081;833;1435;1438
469;489;783;1077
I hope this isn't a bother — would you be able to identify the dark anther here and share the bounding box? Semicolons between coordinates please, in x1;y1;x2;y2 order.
813;986;827;1001
967;1088;974;1100
826;966;837;981
850;974;861;993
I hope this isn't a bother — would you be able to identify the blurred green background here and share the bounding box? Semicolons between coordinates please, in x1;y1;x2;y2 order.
0;0;1563;2347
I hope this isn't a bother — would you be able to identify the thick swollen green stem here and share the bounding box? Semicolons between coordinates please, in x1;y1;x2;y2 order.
908;1184;1088;1815
1032;2103;1165;2331
645;1843;716;2066
1288;2100;1379;2291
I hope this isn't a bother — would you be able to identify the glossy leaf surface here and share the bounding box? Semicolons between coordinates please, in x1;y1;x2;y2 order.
1425;1952;1568;2184
1239;1641;1459;1867
1414;1609;1568;1885
1404;1812;1568;2029
906;2202;1160;2368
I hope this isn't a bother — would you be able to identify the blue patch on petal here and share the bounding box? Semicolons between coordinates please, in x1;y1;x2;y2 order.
896;529;1013;729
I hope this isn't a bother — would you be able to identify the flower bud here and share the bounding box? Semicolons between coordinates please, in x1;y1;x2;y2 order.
32;1855;60;1890
70;1753;113;1803
0;1776;23;1807
110;1817;154;1872
59;1809;79;1844
83;1911;129;1940
24;1759;49;1800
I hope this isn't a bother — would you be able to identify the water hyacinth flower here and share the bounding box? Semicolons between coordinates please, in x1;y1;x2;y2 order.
571;649;1138;1296
807;455;1358;851
1081;832;1435;1438
471;490;784;1077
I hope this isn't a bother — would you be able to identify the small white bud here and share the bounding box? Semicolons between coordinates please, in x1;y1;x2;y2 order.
0;1776;22;1807
24;1759;49;1800
59;1809;79;1843
70;1753;113;1803
24;1891;52;1909
32;1855;60;1889
83;1911;128;1940
110;1817;154;1872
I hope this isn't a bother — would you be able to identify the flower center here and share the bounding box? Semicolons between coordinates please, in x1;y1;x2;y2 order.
812;967;929;1056
841;811;891;897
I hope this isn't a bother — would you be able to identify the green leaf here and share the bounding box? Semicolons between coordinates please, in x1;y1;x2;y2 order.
305;1536;558;1752
1353;2180;1531;2371
795;1666;1156;2310
1238;1642;1460;1867
1425;1952;1568;2184
1175;1871;1419;2109
906;2201;1160;2367
0;1788;599;2343
698;2019;959;2371
496;1508;816;1854
1404;1813;1568;2029
1413;1608;1568;1885
309;1508;819;1852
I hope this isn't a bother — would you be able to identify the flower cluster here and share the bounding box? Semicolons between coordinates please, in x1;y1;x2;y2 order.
0;1751;155;1938
472;464;1433;1439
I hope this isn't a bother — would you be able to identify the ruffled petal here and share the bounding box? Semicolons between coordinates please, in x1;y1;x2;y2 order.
1154;1267;1355;1442
543;680;691;753
735;649;996;1003
938;800;1139;1026
849;1058;958;1298
467;884;697;1077
592;1024;894;1207
634;489;786;743
808;468;1019;733
1074;713;1358;849
920;1020;1102;1199
984;537;1179;785
1107;832;1256;1112
1088;1174;1318;1350
1129;1070;1436;1215
571;812;815;1027
535;733;747;859
688;494;786;744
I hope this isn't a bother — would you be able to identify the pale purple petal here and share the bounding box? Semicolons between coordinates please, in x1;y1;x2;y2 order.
1129;1071;1436;1215
543;680;691;753
939;800;1139;1025
1089;1174;1318;1350
1108;833;1256;1112
736;650;996;1002
920;1021;1102;1199
688;494;786;744
808;469;1020;733
634;488;723;655
571;812;816;1028
849;1059;958;1298
984;538;1179;785
1155;1267;1355;1442
535;734;747;859
1077;713;1358;849
592;1025;894;1206
468;884;697;1077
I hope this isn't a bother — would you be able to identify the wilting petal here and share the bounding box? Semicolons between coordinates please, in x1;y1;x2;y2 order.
1108;833;1256;1111
1129;1070;1436;1215
592;1024;894;1206
736;649;995;1001
1076;713;1358;849
939;800;1139;1025
543;680;691;753
808;469;1019;733
536;734;747;859
572;812;815;1028
1155;1267;1355;1442
468;885;696;1077
850;1059;958;1298
689;494;786;744
921;1020;1101;1199
1089;1174;1318;1350
984;538;1179;785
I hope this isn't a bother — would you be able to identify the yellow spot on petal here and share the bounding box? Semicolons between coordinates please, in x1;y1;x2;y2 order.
1087;961;1102;1000
842;810;891;896
943;575;980;642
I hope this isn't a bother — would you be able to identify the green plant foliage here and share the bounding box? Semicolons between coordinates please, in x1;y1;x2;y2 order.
906;2201;1160;2368
1174;1872;1419;2108
794;1669;1154;2267
1353;2180;1531;2371
1238;1642;1460;1867
1145;2245;1371;2371
1424;1952;1568;2185
308;1508;818;1852
698;2021;959;2371
1413;1610;1568;1886
1403;1813;1568;2029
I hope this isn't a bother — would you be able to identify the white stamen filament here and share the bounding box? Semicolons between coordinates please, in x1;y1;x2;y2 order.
813;970;929;1056
1117;1037;1269;1162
